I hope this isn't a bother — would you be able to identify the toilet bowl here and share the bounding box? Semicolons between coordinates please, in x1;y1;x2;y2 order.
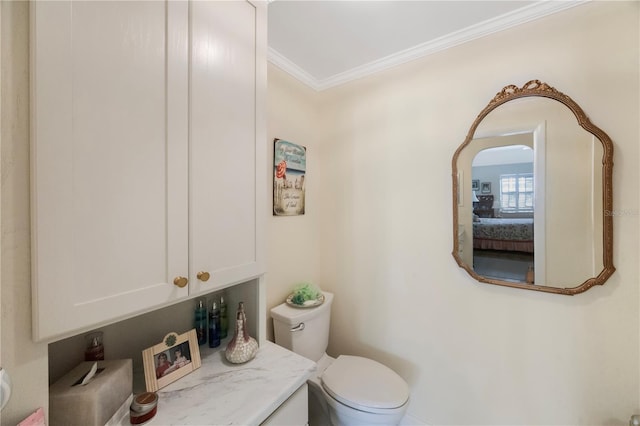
271;292;409;425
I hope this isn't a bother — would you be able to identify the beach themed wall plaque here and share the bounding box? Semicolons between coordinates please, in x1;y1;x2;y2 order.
273;139;306;216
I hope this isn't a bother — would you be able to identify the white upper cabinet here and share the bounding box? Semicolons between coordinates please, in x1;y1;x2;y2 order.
31;1;266;342
189;1;266;295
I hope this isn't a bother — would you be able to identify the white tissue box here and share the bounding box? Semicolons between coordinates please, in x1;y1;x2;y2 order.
50;359;132;426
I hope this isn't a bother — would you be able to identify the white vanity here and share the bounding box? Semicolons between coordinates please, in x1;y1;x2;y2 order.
148;342;314;425
111;341;315;425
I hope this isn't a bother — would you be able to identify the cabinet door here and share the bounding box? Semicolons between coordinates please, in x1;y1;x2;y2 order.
261;383;308;426
31;1;189;341
189;1;266;294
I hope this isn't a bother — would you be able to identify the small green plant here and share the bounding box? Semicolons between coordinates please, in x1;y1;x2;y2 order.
290;282;321;305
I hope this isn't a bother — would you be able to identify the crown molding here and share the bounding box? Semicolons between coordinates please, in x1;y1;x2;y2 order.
267;47;321;90
268;1;587;91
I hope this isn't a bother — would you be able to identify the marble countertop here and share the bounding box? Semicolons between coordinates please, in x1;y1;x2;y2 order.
140;340;316;425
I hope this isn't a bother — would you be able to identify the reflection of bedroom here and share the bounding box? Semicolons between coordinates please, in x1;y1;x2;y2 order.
472;144;534;283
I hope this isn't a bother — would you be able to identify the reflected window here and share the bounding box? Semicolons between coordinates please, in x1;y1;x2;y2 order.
500;173;534;212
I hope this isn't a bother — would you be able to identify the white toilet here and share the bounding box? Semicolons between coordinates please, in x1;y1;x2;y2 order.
271;292;409;425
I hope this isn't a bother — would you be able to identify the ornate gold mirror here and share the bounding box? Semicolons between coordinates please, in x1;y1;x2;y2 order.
452;80;614;295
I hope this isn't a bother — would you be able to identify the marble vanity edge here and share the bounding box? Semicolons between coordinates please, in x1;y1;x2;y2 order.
145;341;316;425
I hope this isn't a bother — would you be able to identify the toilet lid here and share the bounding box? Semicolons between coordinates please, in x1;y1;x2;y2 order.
321;355;409;413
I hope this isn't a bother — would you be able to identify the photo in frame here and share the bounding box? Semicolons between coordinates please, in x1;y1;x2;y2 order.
142;329;202;392
472;179;480;191
273;138;306;216
481;182;492;194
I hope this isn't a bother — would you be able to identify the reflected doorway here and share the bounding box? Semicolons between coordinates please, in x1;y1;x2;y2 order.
471;140;540;284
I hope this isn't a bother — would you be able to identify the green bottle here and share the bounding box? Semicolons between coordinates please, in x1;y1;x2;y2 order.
219;296;228;339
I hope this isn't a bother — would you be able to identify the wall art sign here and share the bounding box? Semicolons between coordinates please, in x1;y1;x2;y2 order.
142;329;201;392
273;139;306;216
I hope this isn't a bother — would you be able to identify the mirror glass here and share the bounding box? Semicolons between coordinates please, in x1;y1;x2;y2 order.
471;144;534;283
452;81;614;295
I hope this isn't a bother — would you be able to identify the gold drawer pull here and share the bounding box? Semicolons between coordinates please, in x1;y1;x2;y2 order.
197;271;211;282
173;276;188;288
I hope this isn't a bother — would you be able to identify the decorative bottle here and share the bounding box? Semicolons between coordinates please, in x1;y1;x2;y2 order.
194;299;208;346
208;301;221;348
84;331;104;361
219;296;228;339
526;264;535;284
225;302;258;364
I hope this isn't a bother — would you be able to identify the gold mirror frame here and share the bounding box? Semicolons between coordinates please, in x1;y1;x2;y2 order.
452;80;615;295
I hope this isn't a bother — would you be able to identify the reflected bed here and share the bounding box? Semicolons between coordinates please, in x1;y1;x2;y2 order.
473;218;534;253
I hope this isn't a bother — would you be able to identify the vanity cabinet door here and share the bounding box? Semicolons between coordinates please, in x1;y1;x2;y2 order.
188;0;266;295
261;384;309;426
31;1;190;341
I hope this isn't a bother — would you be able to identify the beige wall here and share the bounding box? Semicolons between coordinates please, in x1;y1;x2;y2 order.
313;2;637;424
1;2;49;424
265;65;324;339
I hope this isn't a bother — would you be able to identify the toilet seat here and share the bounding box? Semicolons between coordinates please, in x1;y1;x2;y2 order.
321;355;409;414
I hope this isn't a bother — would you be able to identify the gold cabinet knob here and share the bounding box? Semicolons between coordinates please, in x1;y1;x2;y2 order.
197;271;211;282
173;276;188;288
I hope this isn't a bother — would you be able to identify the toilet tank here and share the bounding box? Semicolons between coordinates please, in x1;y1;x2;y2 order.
271;292;333;362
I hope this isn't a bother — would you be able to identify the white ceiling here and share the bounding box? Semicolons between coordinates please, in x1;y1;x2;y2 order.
267;1;584;90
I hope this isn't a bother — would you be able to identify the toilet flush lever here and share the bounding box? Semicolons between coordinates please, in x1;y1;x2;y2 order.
290;323;305;332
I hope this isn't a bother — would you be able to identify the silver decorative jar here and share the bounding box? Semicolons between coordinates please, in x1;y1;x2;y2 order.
224;302;258;364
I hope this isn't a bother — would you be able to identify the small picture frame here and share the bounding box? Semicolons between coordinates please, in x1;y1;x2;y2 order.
142;329;202;392
471;179;480;191
481;182;491;194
